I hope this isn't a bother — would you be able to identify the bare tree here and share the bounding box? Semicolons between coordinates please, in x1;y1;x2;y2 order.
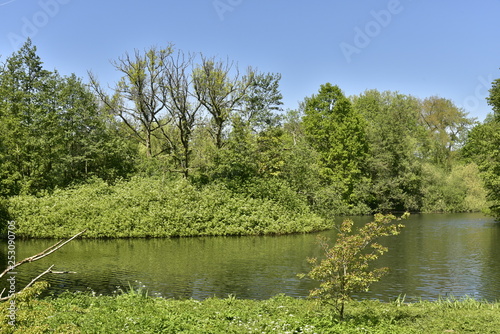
192;56;254;149
163;51;202;177
89;46;175;158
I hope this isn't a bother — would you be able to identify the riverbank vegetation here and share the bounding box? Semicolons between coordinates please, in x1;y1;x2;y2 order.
1;284;499;333
1;39;499;238
7;176;327;238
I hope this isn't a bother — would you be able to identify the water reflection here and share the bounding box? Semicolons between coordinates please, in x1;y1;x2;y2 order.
1;213;499;301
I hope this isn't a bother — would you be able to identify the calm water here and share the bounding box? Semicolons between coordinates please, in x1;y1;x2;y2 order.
2;213;499;301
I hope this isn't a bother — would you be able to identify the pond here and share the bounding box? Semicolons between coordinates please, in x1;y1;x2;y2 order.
2;213;499;301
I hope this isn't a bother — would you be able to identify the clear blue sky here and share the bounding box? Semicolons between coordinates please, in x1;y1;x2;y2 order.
1;0;499;121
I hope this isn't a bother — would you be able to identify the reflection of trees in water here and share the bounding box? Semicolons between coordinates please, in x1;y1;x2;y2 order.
479;222;500;300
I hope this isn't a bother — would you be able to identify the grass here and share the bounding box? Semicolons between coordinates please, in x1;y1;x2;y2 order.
1;283;499;333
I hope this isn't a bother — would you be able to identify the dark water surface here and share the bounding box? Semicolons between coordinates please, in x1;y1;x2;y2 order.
2;213;499;301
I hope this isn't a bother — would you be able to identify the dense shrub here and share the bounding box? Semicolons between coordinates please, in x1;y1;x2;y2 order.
7;177;329;238
421;163;487;213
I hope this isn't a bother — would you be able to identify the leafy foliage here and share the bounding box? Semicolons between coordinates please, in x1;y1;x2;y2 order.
352;90;425;212
302;83;368;203
419;96;474;169
420;162;487;213
0;40;135;196
462;118;500;217
302;213;407;319
7;176;328;238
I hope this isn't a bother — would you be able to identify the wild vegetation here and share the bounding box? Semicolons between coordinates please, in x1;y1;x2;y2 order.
1;38;500;333
7;176;327;238
0;39;498;238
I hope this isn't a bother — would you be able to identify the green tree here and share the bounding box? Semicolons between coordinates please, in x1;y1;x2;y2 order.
352;90;424;212
301;213;407;320
0;40;135;195
462;76;500;218
462;118;500;217
193;70;284;183
281;110;322;205
487;74;500;120
302;83;368;203
419;96;475;169
239;72;283;132
0;39;53;194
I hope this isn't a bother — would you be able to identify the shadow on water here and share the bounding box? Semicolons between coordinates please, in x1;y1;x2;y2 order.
1;213;499;301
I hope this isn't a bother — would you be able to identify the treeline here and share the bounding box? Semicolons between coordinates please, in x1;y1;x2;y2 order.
0;40;499;236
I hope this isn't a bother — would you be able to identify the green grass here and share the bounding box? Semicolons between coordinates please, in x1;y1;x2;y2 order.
1;284;499;333
5;176;329;238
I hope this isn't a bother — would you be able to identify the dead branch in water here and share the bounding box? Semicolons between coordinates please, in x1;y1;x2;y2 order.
0;230;86;301
0;229;86;279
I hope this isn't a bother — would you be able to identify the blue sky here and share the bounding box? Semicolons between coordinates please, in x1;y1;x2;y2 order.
1;0;499;121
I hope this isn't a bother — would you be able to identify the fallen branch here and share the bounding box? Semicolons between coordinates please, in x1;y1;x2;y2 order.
0;229;86;279
21;265;55;291
0;265;55;302
0;229;86;302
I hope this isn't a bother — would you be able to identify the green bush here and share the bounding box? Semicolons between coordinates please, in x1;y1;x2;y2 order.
7;176;329;238
421;163;487;213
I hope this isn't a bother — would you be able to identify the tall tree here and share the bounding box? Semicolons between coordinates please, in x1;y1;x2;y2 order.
162;51;202;177
239;72;283;132
487;74;500;120
192;56;254;148
352;90;424;212
463;76;500;218
0;39;50;194
419;96;475;169
89;46;175;158
90;46;206;177
302;83;368;201
0;40;134;195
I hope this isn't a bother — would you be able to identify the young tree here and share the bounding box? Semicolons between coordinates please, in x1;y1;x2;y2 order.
301;213;407;320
